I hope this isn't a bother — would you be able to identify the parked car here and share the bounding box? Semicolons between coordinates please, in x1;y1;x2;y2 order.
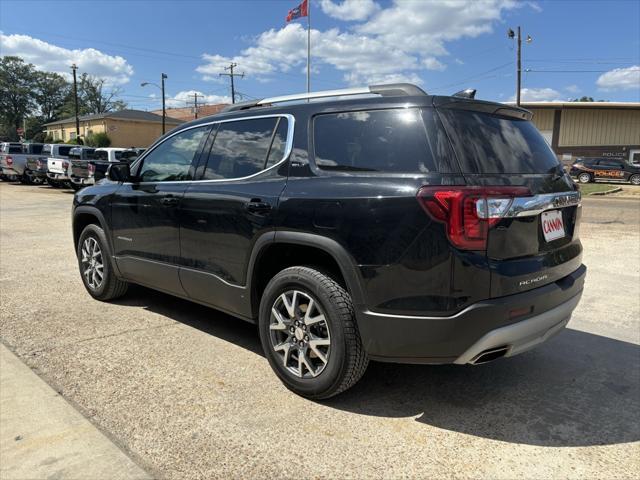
0;142;25;181
45;144;76;188
70;148;141;188
569;157;640;185
0;143;45;183
72;83;586;399
66;147;98;190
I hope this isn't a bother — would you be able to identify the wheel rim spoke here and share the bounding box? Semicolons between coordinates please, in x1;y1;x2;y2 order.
269;289;331;379
81;237;103;290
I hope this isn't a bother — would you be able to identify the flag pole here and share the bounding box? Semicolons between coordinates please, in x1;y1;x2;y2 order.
307;0;311;94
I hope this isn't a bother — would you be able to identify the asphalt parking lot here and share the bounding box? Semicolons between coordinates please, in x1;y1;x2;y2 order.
1;182;639;479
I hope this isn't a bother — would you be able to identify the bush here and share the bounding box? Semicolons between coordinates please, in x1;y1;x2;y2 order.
43;134;54;143
86;132;111;148
66;137;84;145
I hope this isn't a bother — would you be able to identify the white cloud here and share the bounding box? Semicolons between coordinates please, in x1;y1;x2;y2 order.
197;0;519;87
0;33;134;85
565;84;580;94
596;65;640;91
510;87;563;102
320;0;380;21
166;90;231;108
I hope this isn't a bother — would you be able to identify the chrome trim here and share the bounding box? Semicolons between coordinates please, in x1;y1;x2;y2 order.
126;113;295;185
504;191;581;218
114;255;245;289
454;291;582;364
258;87;371;105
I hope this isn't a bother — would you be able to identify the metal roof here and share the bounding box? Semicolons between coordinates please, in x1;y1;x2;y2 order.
43;109;184;126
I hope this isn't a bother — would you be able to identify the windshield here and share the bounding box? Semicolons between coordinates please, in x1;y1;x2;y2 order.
438;109;561;174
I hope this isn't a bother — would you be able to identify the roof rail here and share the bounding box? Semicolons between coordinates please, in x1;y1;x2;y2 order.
220;83;427;113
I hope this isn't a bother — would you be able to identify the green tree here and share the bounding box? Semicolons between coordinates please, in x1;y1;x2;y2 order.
34;71;70;122
0;56;36;140
78;73;127;113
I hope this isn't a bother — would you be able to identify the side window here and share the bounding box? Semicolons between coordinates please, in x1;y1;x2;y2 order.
598;159;622;168
313;108;451;173
138;126;208;182
202;117;282;180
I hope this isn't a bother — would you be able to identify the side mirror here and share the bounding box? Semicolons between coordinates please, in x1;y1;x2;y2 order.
107;162;130;182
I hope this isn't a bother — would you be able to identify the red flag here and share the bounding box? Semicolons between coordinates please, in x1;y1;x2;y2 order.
286;0;308;22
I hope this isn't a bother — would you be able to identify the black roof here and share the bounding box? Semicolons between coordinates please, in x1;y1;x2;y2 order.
43;109;183;127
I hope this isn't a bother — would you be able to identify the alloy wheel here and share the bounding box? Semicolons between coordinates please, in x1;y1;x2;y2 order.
81;237;104;290
269;290;331;378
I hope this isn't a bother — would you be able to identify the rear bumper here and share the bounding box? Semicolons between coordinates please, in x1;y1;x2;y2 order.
357;264;586;364
47;172;69;181
2;167;19;176
70;176;94;185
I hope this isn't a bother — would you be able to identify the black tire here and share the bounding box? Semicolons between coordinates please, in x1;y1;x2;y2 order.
258;266;368;399
578;172;592;184
77;224;128;301
69;182;81;191
46;178;60;188
630;174;640;186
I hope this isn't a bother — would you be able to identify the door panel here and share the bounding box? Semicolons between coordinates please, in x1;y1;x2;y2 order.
179;115;291;315
110;124;211;294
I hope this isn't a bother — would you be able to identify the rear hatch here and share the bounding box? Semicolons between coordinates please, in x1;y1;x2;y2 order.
434;97;582;297
71;160;90;178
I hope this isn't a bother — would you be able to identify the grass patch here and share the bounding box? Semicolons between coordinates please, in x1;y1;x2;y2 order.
578;183;620;195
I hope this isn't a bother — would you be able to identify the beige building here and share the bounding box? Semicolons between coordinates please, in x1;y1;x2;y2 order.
521;102;640;166
152;104;227;122
43;110;183;148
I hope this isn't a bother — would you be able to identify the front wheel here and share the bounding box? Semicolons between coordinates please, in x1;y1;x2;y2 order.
77;224;128;301
578;172;592;184
258;266;368;399
630;174;640;186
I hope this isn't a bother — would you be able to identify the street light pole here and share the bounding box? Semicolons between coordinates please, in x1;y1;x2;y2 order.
516;26;522;107
161;73;167;135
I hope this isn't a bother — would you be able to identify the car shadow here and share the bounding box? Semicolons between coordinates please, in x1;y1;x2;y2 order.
116;285;639;448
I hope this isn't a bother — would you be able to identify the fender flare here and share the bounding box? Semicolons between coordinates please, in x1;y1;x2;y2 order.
245;231;366;312
73;205;121;276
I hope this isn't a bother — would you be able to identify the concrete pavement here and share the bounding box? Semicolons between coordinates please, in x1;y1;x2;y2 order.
0;343;151;480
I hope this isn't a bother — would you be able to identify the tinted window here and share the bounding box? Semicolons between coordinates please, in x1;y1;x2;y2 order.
266;118;288;169
120;151;139;162
203;117;280;180
598;160;622;168
439;109;560;174
42;145;52;155
313;108;452;173
57;146;72;157
28;144;43;154
138;126;208;182
8;145;22;153
93;150;109;161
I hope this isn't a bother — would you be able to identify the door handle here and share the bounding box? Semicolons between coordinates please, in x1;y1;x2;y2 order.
160;195;179;207
245;199;272;213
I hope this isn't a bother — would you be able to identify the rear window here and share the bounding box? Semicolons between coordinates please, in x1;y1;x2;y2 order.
8;145;22;154
93;150;109;161
438;109;560;174
313;108;456;173
57;146;72;157
42;145;52;155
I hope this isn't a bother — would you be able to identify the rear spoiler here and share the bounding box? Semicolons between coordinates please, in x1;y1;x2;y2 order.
432;96;532;121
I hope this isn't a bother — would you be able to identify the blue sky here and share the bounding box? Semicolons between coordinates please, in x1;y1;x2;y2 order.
1;0;638;111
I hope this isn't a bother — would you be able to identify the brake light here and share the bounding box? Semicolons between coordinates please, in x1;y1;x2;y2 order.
417;186;531;250
36;159;43;169
88;163;96;175
62;160;69;170
6;156;13;166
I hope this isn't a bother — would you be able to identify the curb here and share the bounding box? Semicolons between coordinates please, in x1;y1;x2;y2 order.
588;187;622;196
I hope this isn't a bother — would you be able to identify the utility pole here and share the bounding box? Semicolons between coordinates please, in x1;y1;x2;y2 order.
508;27;532;107
161;73;167;134
71;64;80;137
516;26;522;107
219;63;244;104
188;93;202;119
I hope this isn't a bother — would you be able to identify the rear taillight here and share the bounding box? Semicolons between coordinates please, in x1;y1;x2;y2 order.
417;186;531;250
62;160;69;170
6;156;13;166
36;159;43;169
88;162;96;175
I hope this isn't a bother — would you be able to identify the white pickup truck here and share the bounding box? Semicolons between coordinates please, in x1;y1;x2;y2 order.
45;144;75;187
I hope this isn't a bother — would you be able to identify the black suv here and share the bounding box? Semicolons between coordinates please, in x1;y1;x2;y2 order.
72;83;586;398
569;157;640;185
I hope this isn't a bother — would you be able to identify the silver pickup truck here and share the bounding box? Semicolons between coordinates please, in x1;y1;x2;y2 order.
0;143;45;183
45;144;75;187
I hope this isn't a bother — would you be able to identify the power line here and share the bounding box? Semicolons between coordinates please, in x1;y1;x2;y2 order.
429;61;513;92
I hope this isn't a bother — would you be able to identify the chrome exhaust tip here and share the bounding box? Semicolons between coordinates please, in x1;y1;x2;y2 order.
470;346;509;365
